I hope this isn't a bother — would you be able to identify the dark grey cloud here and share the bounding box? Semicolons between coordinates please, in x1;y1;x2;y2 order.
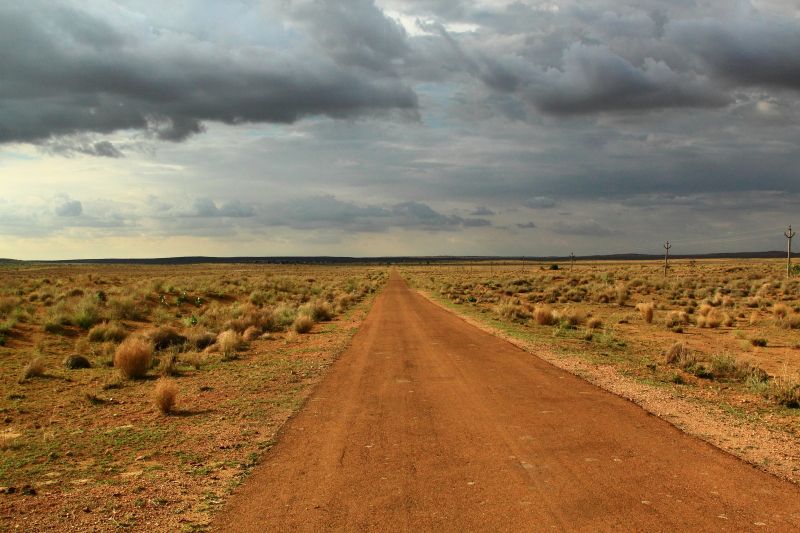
42;138;123;158
671;15;800;90
470;206;494;216
291;0;409;74
0;1;417;145
530;44;730;115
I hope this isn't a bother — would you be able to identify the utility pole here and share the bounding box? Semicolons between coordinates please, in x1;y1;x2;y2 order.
786;225;796;278
570;252;575;271
663;241;671;277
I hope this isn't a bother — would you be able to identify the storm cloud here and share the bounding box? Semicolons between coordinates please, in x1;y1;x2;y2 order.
0;1;417;145
2;0;800;258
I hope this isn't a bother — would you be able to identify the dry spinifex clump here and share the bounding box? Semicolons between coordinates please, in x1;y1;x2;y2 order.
153;378;179;415
114;337;153;379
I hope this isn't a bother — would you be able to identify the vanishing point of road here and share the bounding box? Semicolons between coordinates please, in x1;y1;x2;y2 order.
214;273;800;532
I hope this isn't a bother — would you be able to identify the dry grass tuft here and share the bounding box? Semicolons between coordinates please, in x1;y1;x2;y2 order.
532;305;555;326
243;326;261;341
636;302;654;323
153;378;178;414
217;329;242;359
88;322;127;343
114;337;153;379
773;303;790;319
586;316;603;329
292;315;314;334
664;342;693;366
20;357;47;381
147;327;187;351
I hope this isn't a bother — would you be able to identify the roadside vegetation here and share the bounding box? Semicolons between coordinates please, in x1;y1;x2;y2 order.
0;263;384;531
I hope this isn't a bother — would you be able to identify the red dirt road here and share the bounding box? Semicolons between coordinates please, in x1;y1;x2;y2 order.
214;274;800;532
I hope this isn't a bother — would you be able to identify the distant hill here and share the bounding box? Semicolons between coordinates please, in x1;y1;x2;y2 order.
7;251;789;265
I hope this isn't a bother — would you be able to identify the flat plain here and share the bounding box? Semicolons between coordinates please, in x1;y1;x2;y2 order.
0;263;385;531
2;259;800;531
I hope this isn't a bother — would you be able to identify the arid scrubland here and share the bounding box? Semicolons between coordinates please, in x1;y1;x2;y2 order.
0;263;384;531
402;260;800;474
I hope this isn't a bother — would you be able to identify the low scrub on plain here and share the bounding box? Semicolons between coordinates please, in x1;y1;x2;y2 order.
88;322;127;343
153;378;178;414
636;302;654;323
292;315;314;334
114;337;153;379
20;357;47;381
217;329;243;359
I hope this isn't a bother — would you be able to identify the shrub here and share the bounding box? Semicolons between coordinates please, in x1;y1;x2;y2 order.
783;314;800;329
159;353;179;376
218;329;242;358
558;307;586;326
243;326;261;341
272;305;298;329
773;303;790;319
767;375;800;408
586;317;603;329
63;355;91;369
108;296;146;321
750;338;768;347
299;300;334;322
292;315;314;333
114;337;153;379
709;354;766;382
664;342;694;367
147;327;187;351
72;298;101;330
20;357;47;381
495;301;530;321
153;378;178;414
636;302;654;323
665;311;689;328
187;330;216;350
533;305;555;326
87;322;127;343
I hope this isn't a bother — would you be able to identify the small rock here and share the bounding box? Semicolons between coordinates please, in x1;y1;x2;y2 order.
21;485;36;496
3;417;11;424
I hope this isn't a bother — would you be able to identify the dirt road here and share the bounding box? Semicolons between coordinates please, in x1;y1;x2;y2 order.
214;273;800;531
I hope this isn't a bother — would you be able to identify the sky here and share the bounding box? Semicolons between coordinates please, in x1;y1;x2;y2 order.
1;0;799;259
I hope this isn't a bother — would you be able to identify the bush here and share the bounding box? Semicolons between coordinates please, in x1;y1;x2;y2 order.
63;355;91;370
87;322;127;343
586;317;603;329
217;329;242;359
533;305;555;326
187;330;216;350
299;300;334;322
767;376;800;408
147;327;187;351
153;378;178;414
292;315;314;334
114;337;153;379
664;342;693;367
636;302;654;323
108;296;146;321
72;298;101;330
20;357;47;381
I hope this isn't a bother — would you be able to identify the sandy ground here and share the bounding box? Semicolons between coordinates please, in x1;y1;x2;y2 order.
213;273;800;532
